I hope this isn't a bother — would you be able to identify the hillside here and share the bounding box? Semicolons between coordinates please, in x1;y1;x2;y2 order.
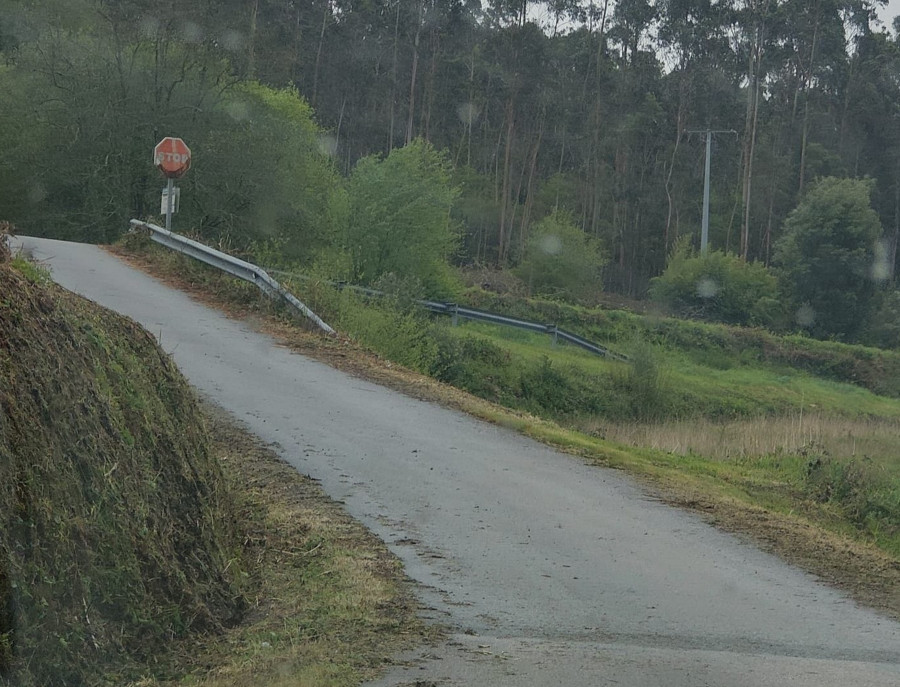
0;256;243;685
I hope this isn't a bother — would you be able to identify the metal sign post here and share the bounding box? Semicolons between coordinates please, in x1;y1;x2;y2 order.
165;177;174;231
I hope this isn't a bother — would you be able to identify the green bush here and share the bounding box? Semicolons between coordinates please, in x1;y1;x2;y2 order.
615;338;670;421
515;210;607;303
649;240;781;326
346;139;461;297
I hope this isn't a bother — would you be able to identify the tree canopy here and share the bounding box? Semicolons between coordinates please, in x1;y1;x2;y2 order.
3;0;900;330
774;177;884;338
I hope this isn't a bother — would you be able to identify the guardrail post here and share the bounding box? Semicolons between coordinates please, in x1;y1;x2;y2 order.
451;303;459;327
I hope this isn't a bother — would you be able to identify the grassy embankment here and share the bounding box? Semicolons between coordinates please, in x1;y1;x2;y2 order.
115;237;900;614
0;246;423;687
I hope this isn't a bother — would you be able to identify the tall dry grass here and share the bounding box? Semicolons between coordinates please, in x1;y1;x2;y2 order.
579;413;900;467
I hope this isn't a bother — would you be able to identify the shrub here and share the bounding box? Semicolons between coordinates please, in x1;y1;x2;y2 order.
615;338;670;421
649;240;780;327
346;139;461;297
805;455;900;542
515;210;607;303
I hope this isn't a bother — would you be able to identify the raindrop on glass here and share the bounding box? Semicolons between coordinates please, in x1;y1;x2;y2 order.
796;304;816;327
538;235;563;256
139;16;161;38
871;239;891;283
318;135;338;157
27;184;46;205
457;102;481;126
696;278;719;299
220;30;245;53
181;22;203;44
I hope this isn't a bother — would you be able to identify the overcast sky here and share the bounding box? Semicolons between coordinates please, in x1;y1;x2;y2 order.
881;0;900;29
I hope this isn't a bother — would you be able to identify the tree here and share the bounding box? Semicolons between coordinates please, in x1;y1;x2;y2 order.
515;209;608;302
345;139;460;295
773;177;884;339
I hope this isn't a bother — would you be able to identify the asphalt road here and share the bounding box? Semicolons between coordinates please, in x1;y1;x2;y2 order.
15;236;900;686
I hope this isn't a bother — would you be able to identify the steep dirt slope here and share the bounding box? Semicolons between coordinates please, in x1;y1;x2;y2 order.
0;256;242;686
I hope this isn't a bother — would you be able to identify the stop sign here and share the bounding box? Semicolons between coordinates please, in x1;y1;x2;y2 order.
153;137;192;178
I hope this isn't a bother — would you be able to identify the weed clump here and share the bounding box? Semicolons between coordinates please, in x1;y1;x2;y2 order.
805;454;900;544
0;264;243;686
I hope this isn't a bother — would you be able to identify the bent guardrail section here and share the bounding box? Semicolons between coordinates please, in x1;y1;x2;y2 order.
128;220;335;335
418;300;627;361
266;267;625;360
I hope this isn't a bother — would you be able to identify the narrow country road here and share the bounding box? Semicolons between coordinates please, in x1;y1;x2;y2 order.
16;237;900;686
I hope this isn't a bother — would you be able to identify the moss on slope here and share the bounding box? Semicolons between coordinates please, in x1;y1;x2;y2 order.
0;262;243;686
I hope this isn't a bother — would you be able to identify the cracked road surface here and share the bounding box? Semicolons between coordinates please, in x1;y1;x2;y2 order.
17;237;900;686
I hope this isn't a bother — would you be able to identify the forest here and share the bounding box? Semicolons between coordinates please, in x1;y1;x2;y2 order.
1;0;899;342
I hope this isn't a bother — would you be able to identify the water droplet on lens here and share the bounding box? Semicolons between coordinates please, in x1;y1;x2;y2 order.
318;135;338;157
538;235;563;256
696;278;718;299
225;101;250;122
181;21;203;43
796;304;816;327
220;30;244;52
457;102;481;126
139;16;161;38
27;184;47;205
871;239;891;283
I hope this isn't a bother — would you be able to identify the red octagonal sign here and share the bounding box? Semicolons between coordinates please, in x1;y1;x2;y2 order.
154;137;192;179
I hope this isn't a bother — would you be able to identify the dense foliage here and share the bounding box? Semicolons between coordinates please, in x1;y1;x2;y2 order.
1;0;899;340
346;139;460;294
516;210;608;302
650;241;781;326
774;177;885;338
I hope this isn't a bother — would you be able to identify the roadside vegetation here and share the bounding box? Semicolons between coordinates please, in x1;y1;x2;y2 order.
0;247;423;687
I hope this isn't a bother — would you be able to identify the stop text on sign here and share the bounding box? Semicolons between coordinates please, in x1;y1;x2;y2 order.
154;151;190;165
153;137;192;179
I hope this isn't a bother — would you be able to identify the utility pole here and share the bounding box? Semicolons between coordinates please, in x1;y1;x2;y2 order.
686;129;737;254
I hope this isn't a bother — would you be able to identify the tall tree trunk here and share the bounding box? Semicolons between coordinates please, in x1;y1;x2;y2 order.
406;0;426;145
247;0;259;79
664;74;687;252
312;1;329;107
519;113;545;257
421;29;439;141
741;1;768;261
798;3;821;195
499;97;515;264
389;1;401;152
893;163;900;282
291;6;302;84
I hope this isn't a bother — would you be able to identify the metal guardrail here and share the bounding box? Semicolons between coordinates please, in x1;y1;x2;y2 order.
418;301;628;361
128;220;335;335
267;268;626;361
